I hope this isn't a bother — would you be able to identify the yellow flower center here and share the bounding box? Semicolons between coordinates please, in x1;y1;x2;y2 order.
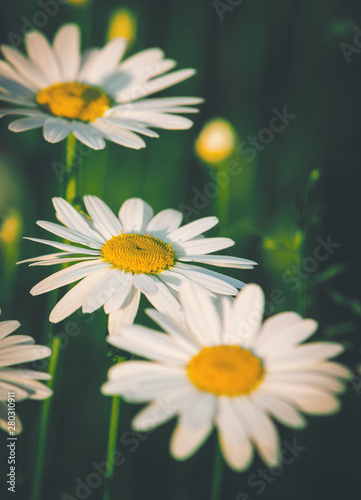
187;345;264;396
101;233;175;274
36;82;111;122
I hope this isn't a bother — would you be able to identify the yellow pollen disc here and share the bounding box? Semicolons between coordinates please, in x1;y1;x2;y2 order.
36;82;111;122
187;345;264;396
101;233;175;274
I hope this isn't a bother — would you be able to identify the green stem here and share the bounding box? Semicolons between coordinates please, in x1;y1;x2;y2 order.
31;134;79;500
65;133;79;204
103;396;122;500
210;440;224;500
31;336;62;500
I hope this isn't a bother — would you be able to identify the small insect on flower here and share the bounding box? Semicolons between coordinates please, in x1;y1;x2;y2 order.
101;283;351;471
0;24;203;150
0;311;52;434
20;196;256;333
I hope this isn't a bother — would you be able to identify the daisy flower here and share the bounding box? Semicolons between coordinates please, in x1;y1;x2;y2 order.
0;24;202;150
0;311;52;434
20;196;255;333
101;283;350;470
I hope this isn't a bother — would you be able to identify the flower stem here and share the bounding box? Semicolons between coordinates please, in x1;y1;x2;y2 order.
31;335;62;500
65;133;79;204
210;440;224;500
31;134;80;500
103;396;122;500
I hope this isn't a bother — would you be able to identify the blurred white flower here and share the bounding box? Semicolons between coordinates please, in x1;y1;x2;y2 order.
0;24;202;150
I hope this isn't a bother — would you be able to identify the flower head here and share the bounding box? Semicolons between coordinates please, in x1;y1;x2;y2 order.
20;196;255;333
0;311;52;434
101;283;350;470
0;24;202;150
195;118;237;165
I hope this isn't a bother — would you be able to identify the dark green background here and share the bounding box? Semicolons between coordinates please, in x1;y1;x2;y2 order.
0;0;361;499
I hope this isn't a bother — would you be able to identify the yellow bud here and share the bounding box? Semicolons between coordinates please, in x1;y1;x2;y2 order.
107;8;137;46
0;213;21;244
263;238;278;250
67;0;89;5
195;118;237;165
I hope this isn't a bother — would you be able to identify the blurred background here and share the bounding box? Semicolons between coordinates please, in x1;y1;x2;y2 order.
0;0;361;499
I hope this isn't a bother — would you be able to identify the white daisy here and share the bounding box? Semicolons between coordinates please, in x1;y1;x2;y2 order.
0;311;52;434
0;24;202;150
20;196;256;333
101;283;350;471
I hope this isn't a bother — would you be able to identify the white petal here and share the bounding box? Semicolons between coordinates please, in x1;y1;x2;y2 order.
36;220;103;248
9;117;46;132
168;216;218;243
233;397;280;466
108;286;140;332
0;335;34;348
98;116;159;138
132;400;178;431
0;108;44;119
83;38;127;84
104;273;133;314
127;96;204;110
0;345;51;367
1;45;49;88
254;312;302;349
179;254;256;269
261;383;341;415
117;69;196;102
0;321;20;340
145;308;199;354
216;397;253;471
53;24;80;81
0;92;36;106
0;60;36;93
144;277;183;322
26;31;61;83
158;269;185;291
170;392;215;459
133;274;158;294
176;263;245;291
179;237;234;256
23;237;100;256
266;343;344;372
146;209;183;238
43;117;70;143
107;325;190;365
256;319;318;358
179;282;222;346
174;264;239;295
118;198;153;233
82;269;125;313
224;284;264;347
92;119;146;149
115;111;194;130
70;122;106;150
83;195;122;240
49;269;110;323
250;391;306;429
52;197;105;242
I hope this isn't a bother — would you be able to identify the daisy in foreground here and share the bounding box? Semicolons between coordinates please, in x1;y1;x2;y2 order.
20;196;255;333
101;283;350;470
0;23;202;150
0;311;52;434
